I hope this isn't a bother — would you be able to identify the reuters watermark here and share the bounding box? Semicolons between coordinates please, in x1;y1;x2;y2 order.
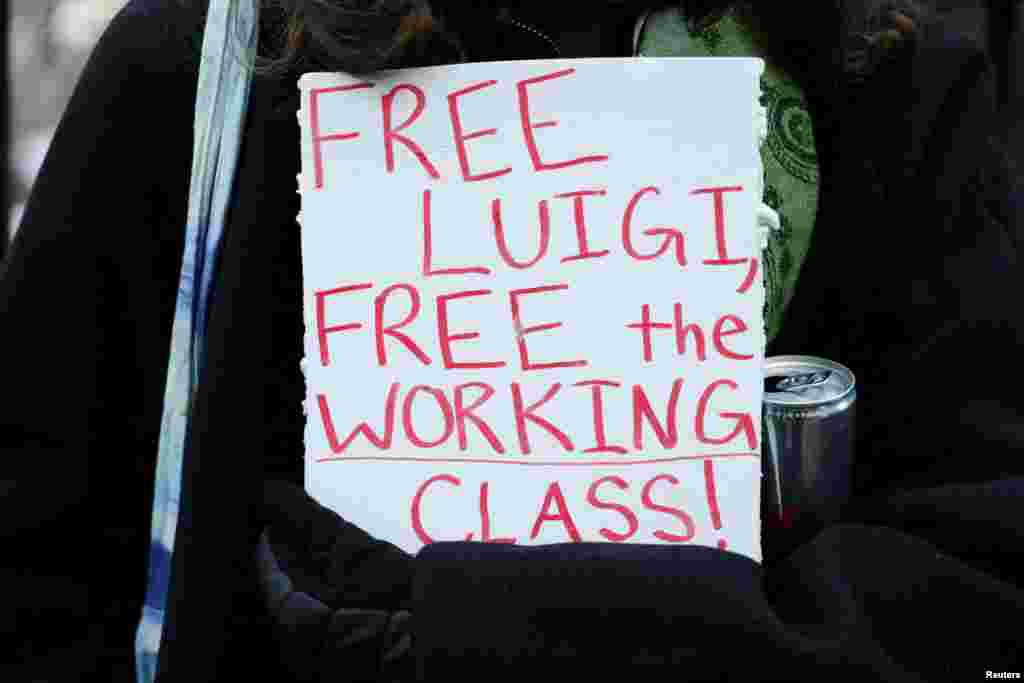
986;673;1022;680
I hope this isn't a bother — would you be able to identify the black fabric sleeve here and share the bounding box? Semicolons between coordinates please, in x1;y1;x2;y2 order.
772;12;1023;496
0;0;197;538
859;30;1024;493
0;0;198;678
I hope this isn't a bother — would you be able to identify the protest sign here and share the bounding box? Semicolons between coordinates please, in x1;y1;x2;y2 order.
298;58;765;561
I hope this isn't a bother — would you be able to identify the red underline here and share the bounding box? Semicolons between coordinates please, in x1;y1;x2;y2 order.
314;452;759;466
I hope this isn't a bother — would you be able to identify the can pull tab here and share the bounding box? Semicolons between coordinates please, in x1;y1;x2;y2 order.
764;371;833;393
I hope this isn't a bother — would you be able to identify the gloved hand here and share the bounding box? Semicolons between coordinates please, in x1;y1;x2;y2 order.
255;481;414;682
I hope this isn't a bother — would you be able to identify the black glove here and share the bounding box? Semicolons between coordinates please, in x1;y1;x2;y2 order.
256;481;414;682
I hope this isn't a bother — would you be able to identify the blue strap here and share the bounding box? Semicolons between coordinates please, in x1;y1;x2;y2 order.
135;2;259;680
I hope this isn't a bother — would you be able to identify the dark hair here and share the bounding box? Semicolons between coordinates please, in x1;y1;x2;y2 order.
179;1;923;84
180;1;755;78
179;0;455;77
256;0;453;76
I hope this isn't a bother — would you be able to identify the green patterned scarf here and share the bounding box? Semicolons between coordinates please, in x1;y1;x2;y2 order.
637;7;820;342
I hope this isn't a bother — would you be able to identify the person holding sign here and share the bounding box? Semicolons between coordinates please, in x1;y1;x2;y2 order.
1;1;1020;681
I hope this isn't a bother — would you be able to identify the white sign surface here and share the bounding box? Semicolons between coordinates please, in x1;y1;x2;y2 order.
299;58;765;561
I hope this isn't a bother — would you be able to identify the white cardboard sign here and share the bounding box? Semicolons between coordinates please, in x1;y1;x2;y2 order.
298;58;765;562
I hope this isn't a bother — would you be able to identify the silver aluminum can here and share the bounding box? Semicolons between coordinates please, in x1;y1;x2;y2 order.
762;356;856;532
